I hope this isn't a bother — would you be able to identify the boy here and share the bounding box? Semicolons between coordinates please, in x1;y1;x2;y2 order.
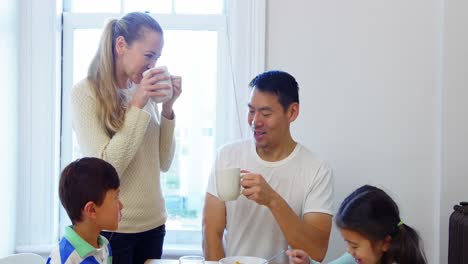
47;157;123;264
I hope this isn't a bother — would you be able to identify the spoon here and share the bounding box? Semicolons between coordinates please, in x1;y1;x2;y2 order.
261;249;286;264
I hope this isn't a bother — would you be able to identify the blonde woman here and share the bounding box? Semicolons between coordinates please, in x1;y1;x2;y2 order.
71;12;182;263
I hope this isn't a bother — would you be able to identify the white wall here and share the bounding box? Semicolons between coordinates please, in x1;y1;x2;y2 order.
0;0;18;257
440;1;468;263
267;1;446;263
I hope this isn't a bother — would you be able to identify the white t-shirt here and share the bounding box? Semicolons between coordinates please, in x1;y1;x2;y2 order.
206;139;334;264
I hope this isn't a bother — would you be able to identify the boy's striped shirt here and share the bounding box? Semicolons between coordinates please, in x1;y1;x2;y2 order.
47;226;112;264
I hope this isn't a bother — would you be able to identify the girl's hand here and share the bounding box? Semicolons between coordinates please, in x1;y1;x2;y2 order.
287;249;310;264
161;75;182;119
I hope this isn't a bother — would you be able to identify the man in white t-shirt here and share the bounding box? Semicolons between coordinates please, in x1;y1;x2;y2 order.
202;70;334;264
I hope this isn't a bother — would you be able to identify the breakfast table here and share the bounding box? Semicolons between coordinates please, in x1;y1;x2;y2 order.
144;254;292;264
145;260;218;264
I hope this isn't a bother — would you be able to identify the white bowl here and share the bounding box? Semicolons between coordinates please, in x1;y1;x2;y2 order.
219;256;266;264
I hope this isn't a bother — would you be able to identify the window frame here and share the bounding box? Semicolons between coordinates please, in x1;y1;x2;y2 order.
61;12;228;256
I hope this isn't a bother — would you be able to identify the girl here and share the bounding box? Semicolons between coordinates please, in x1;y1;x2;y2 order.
288;185;427;264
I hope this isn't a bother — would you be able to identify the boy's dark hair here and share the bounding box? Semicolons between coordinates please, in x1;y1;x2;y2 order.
249;70;299;111
59;157;120;224
336;185;427;264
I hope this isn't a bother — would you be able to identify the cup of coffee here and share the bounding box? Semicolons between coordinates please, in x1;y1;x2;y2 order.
142;65;173;103
216;168;242;201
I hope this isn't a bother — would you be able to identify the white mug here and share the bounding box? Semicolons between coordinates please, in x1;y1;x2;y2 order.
216;168;242;201
143;65;173;103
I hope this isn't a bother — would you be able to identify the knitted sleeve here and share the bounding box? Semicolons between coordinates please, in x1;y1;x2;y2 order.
71;81;151;177
158;114;176;172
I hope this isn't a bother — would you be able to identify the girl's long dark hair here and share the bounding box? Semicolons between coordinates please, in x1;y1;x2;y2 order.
335;185;427;264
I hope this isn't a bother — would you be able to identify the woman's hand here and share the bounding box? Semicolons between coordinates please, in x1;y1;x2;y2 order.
287;249;310;264
130;68;172;109
161;75;182;119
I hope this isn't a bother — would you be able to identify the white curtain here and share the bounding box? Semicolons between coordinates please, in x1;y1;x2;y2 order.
215;0;266;147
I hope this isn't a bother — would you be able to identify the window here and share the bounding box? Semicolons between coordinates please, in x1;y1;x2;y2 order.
16;0;265;255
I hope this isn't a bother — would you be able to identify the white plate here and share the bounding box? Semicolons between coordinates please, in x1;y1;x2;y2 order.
219;256;266;264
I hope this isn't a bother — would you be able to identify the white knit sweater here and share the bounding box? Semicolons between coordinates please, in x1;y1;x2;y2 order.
71;79;175;233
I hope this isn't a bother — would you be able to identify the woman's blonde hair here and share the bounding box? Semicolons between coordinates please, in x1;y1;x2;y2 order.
87;12;163;136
